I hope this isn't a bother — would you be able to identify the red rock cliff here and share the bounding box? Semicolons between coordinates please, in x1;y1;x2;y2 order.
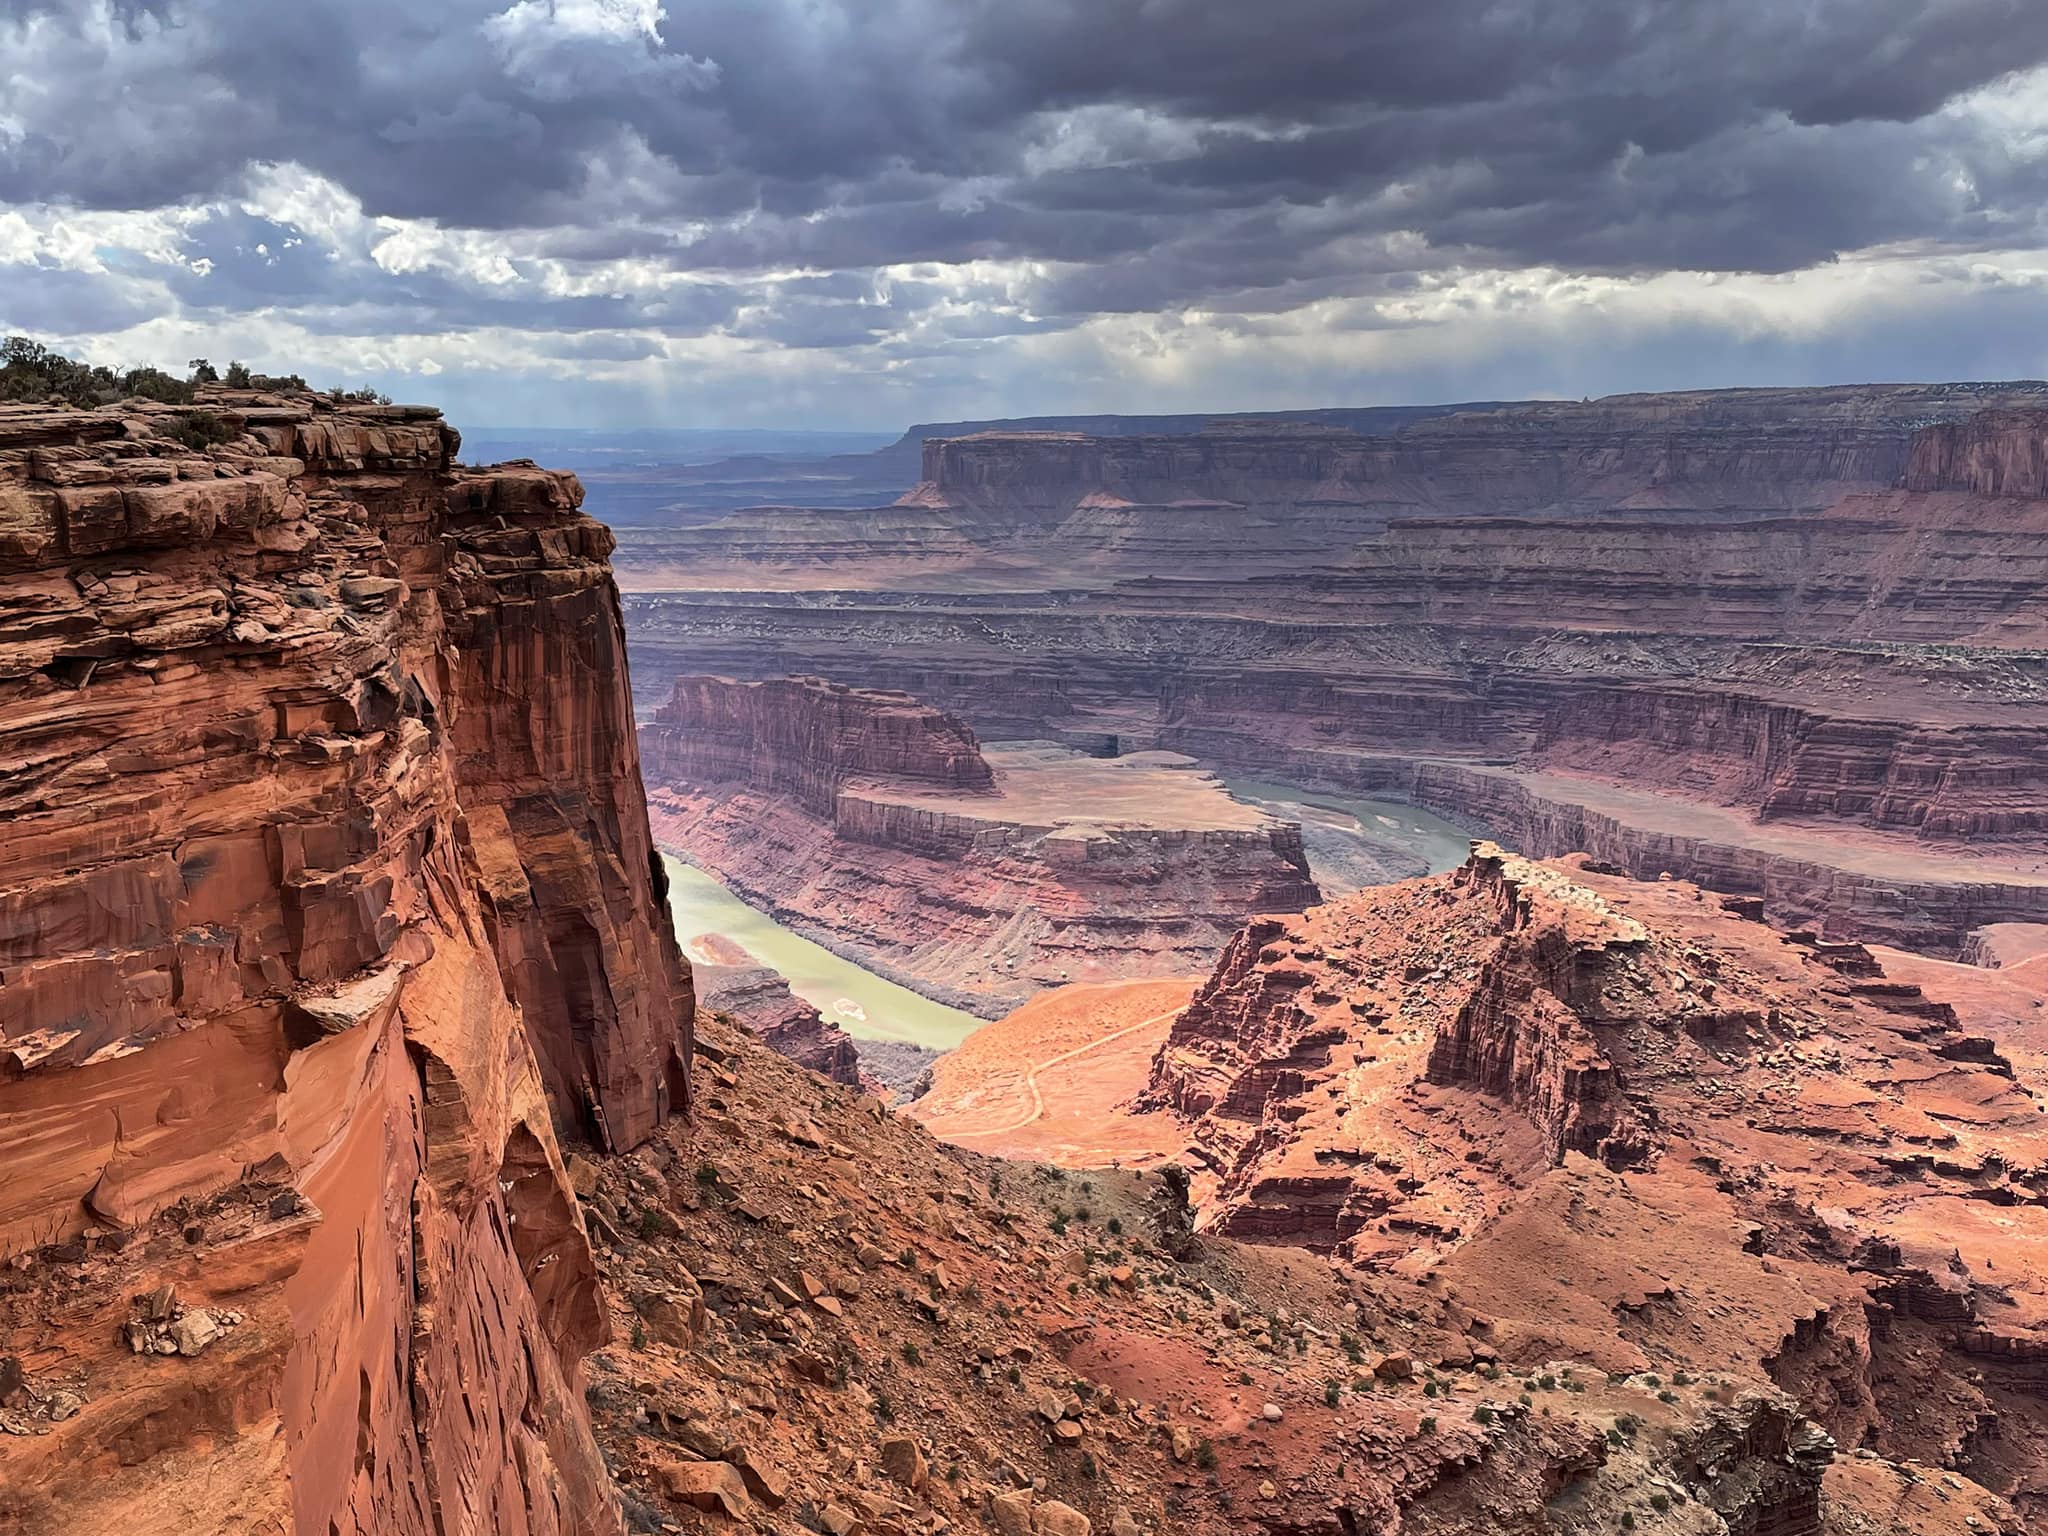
0;393;690;1534
643;673;995;817
1905;409;2048;496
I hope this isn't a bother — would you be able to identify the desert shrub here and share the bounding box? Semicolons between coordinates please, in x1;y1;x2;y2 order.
164;410;237;451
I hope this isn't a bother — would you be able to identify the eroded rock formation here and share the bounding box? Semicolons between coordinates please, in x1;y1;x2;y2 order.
1144;844;2048;1516
0;393;690;1534
624;391;2048;953
641;675;1318;1013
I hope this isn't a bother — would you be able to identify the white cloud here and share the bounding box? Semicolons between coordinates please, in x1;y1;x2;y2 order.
483;0;717;100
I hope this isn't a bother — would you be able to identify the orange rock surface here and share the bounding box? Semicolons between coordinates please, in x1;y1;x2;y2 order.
1141;845;2048;1518
910;977;1199;1164
0;392;690;1534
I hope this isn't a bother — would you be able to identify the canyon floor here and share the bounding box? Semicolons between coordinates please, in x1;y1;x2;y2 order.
907;978;1201;1165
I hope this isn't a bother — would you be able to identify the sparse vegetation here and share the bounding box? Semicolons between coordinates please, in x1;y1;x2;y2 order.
0;335;327;409
164;410;237;452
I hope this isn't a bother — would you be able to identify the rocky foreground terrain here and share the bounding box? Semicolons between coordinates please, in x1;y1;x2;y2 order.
578;1011;2028;1536
641;675;1319;1014
624;385;2048;958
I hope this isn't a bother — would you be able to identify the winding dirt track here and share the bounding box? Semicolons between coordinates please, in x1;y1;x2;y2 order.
942;1007;1186;1139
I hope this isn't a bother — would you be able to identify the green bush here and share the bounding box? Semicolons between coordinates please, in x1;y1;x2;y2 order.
0;335;323;408
164;410;238;452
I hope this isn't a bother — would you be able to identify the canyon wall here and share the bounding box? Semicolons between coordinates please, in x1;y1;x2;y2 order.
642;672;993;817
1906;408;2048;496
623;395;2048;955
617;381;2048;589
0;394;689;1534
641;678;1317;1012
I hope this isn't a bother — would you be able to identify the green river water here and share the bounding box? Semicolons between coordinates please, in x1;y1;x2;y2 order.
663;856;984;1050
661;784;1476;1054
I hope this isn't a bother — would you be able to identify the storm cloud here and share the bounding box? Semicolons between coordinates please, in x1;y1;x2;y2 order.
5;0;2048;425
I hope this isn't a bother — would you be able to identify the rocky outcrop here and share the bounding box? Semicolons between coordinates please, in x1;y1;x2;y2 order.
0;393;689;1534
695;959;866;1089
1419;852;1653;1168
1142;847;2048;1509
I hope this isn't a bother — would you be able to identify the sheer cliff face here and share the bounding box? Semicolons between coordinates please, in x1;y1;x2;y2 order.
643;672;995;816
0;396;689;1534
1906;408;2048;496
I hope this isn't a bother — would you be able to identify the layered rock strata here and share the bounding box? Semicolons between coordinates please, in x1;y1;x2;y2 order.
0;393;690;1534
689;943;867;1090
624;400;2048;954
1144;844;2048;1515
617;382;2048;588
641;676;1318;1012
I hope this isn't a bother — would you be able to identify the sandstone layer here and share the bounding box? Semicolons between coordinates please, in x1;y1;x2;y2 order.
641;675;1319;1013
0;392;690;1533
623;393;2048;955
1142;845;2048;1517
617;382;2048;589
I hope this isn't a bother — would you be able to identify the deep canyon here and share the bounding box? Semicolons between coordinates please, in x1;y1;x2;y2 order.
5;378;2047;1536
624;385;2048;964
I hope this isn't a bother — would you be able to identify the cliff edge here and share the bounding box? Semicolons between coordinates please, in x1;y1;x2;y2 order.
0;391;691;1534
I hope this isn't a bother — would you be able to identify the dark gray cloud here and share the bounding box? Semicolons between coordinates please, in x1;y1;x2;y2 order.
8;1;2046;260
2;0;2048;424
